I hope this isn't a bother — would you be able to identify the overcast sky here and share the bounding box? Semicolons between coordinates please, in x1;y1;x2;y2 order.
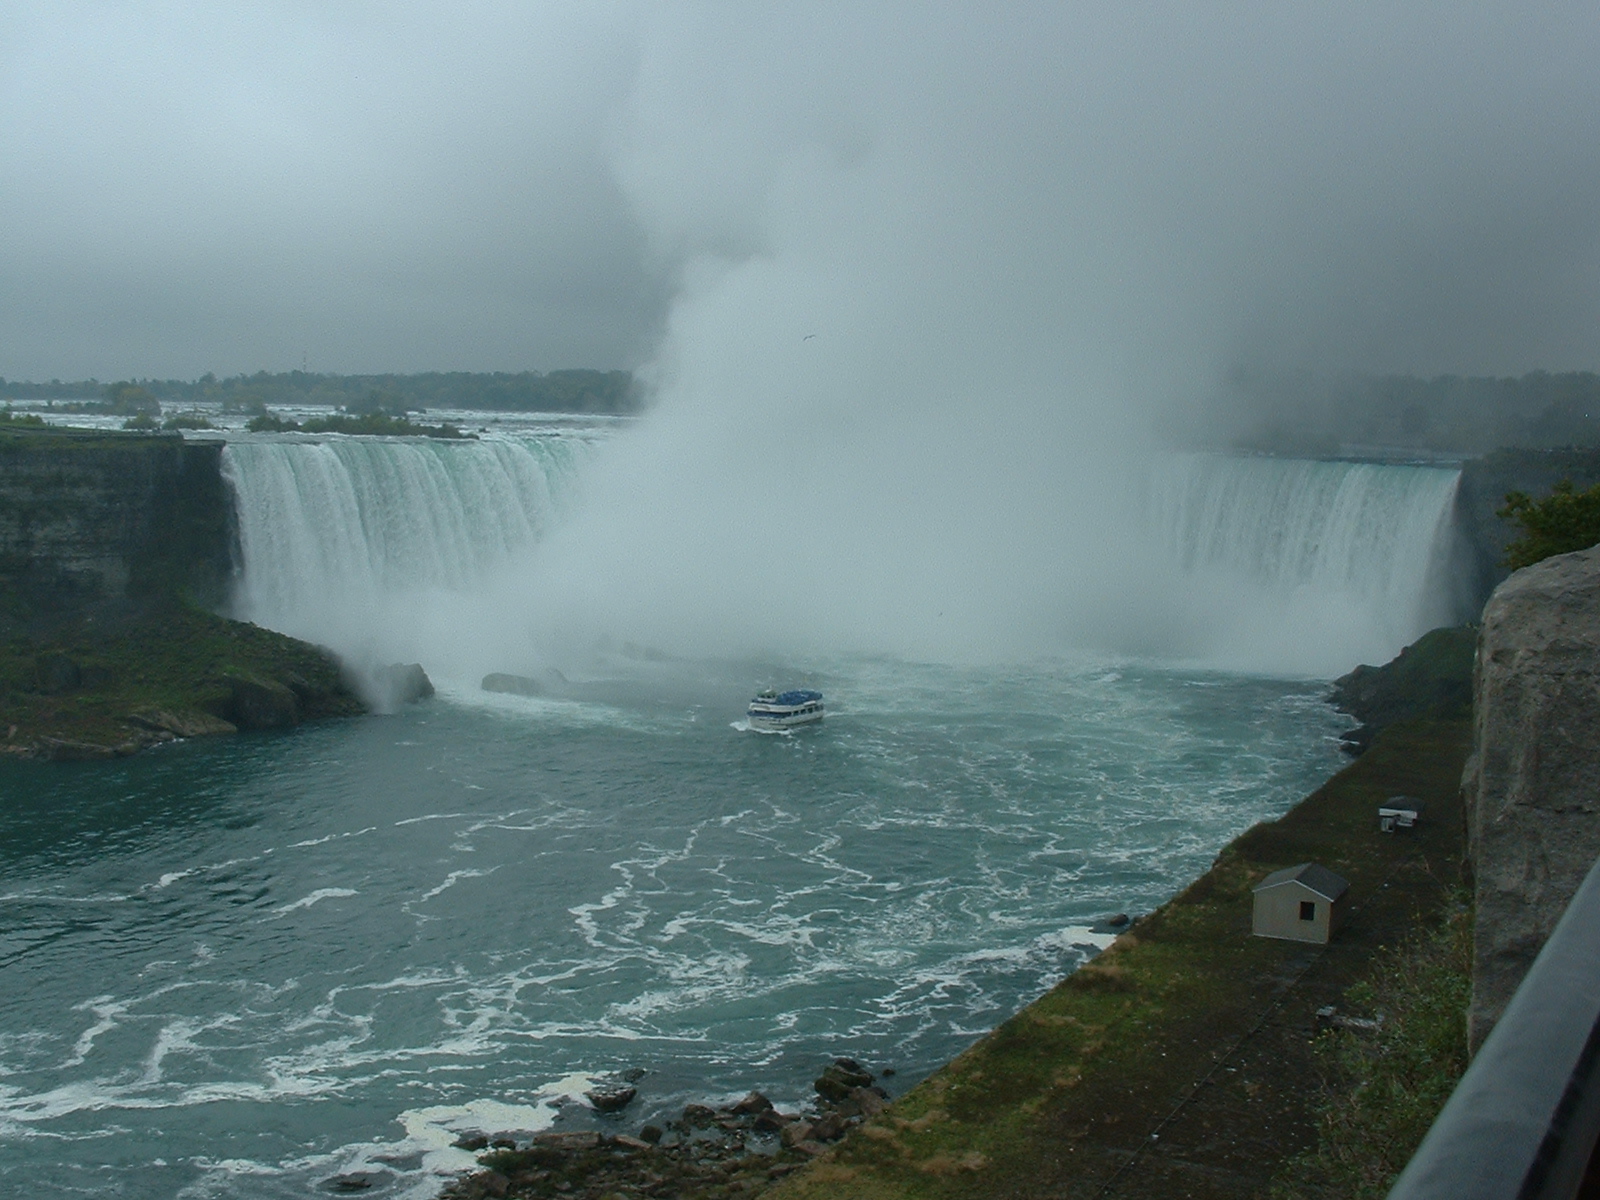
2;2;1599;384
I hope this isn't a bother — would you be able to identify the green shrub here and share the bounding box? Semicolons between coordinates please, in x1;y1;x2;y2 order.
1499;479;1600;569
162;413;214;430
246;411;300;432
244;409;471;439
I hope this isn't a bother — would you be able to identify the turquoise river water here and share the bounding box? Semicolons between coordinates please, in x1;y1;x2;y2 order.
1;656;1348;1198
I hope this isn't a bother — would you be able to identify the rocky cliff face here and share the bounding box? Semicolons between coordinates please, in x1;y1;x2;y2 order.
0;429;415;759
0;429;232;623
1465;543;1600;1047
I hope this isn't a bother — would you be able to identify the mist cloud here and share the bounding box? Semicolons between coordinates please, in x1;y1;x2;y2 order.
511;3;1600;671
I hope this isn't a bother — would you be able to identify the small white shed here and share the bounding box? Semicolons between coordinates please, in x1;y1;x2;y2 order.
1252;862;1350;944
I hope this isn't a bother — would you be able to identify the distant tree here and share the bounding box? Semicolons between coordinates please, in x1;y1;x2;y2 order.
1499;479;1600;570
162;412;214;430
244;408;470;439
246;411;300;433
0;405;44;427
343;388;411;416
104;382;160;415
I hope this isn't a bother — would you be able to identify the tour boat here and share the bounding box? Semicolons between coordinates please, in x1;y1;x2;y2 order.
747;688;825;730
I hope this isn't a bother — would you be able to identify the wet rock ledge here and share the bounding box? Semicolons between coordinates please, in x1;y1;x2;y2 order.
437;1059;890;1200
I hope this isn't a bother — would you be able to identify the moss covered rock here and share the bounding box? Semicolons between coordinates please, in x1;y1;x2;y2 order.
0;600;364;760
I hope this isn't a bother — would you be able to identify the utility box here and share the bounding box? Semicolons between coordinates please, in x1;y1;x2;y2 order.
1252;862;1350;944
1379;797;1423;833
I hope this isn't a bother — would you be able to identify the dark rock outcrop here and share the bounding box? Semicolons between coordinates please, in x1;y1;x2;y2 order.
583;1084;636;1113
482;672;542;697
370;662;434;709
1329;625;1476;755
220;671;301;729
127;708;237;738
1465;543;1600;1047
813;1058;875;1103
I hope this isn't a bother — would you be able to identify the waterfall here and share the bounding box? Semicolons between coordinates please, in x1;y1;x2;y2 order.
1144;453;1463;671
220;436;1467;681
221;433;588;673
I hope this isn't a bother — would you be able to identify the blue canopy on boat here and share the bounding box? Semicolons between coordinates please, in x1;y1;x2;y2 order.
774;690;823;705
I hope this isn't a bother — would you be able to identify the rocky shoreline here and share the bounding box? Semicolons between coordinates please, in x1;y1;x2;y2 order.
428;1060;892;1200
1327;624;1474;755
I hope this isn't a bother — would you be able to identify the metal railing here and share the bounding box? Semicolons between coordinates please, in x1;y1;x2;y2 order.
1388;855;1600;1199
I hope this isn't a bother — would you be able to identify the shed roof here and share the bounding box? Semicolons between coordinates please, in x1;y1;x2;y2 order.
1253;862;1349;902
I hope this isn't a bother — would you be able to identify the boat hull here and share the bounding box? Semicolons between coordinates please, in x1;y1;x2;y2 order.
747;690;825;730
747;706;825;730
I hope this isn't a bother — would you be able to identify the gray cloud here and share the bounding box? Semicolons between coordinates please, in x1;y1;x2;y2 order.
1;1;1597;388
0;2;664;378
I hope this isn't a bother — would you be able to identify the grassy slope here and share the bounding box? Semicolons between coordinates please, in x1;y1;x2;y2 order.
765;717;1471;1200
1271;904;1471;1200
0;601;362;754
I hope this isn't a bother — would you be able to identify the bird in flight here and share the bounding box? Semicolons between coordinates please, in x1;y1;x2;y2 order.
803;334;816;341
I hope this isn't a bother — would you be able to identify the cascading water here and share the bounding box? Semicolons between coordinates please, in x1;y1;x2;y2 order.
222;437;1465;680
222;432;590;676
1143;453;1463;673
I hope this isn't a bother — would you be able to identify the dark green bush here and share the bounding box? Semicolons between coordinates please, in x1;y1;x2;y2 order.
1500;479;1600;569
162;413;214;430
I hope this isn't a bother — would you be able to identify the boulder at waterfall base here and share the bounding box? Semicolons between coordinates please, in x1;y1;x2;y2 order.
1329;624;1475;754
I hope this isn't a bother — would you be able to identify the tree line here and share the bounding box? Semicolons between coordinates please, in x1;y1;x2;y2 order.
1215;369;1600;456
0;369;641;415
